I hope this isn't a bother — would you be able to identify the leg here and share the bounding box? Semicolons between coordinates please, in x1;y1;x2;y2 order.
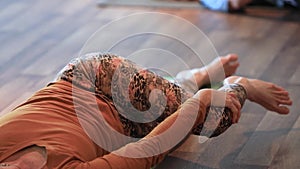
56;53;291;139
192;75;292;138
56;53;241;139
55;53;193;138
111;55;242;138
176;54;239;93
224;76;293;114
110;56;244;138
108;57;194;138
56;53;240;138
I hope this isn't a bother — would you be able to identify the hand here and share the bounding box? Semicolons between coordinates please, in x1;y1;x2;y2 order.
193;89;242;123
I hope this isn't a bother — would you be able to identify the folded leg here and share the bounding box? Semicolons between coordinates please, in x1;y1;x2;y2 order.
55;53;246;139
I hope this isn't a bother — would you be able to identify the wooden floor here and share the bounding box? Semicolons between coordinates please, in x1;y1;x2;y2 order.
0;0;300;168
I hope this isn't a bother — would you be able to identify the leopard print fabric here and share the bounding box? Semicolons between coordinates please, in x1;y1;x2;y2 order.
55;53;191;138
55;53;247;138
192;83;247;137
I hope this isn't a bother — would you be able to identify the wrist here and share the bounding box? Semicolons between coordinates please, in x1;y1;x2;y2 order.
193;89;211;109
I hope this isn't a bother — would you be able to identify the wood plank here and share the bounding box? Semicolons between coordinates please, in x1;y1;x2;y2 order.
206;15;281;78
0;39;57;86
97;0;201;9
0;3;67;65
213;16;274;59
261;27;300;85
0;77;37;111
0;92;34;117
0;0;97;66
269;88;300;169
0;77;57;117
237;21;298;78
0;16;60;67
128;13;220;76
235;87;299;166
0;1;61;32
22;22;103;76
0;1;97;69
0;1;30;24
261;46;300;85
208;15;294;78
288;65;300;85
0;3;98;84
82;12;181;55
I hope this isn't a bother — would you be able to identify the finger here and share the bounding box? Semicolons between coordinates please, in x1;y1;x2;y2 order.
225;95;239;123
229;93;241;110
229;102;239;124
238;110;241;123
229;93;242;123
225;102;237;123
237;107;241;123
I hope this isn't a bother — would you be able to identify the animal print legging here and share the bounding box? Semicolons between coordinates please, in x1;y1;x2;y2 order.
55;53;247;138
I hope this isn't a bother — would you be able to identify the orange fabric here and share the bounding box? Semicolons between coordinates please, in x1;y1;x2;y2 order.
0;81;205;169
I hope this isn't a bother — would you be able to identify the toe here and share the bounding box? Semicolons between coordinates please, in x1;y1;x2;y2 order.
282;99;293;106
275;98;293;105
229;61;240;67
273;90;289;96
275;93;290;101
226;54;239;62
275;106;290;114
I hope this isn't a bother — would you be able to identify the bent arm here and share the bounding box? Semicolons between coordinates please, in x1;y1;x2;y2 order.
192;83;247;137
63;98;206;169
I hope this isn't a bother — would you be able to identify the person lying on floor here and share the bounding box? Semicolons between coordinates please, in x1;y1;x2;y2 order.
200;0;299;12
0;53;292;169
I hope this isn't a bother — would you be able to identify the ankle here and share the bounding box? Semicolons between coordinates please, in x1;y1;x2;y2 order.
224;76;254;101
245;79;257;102
191;68;209;88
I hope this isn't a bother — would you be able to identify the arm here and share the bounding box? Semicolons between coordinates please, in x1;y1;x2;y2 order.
61;87;241;169
192;83;247;137
62;97;206;169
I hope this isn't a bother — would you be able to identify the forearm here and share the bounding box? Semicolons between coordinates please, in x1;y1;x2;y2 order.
192;83;247;137
65;98;206;169
103;98;205;169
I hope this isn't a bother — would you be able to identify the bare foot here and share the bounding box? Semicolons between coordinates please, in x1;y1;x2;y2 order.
229;0;252;11
224;76;293;114
176;54;239;89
